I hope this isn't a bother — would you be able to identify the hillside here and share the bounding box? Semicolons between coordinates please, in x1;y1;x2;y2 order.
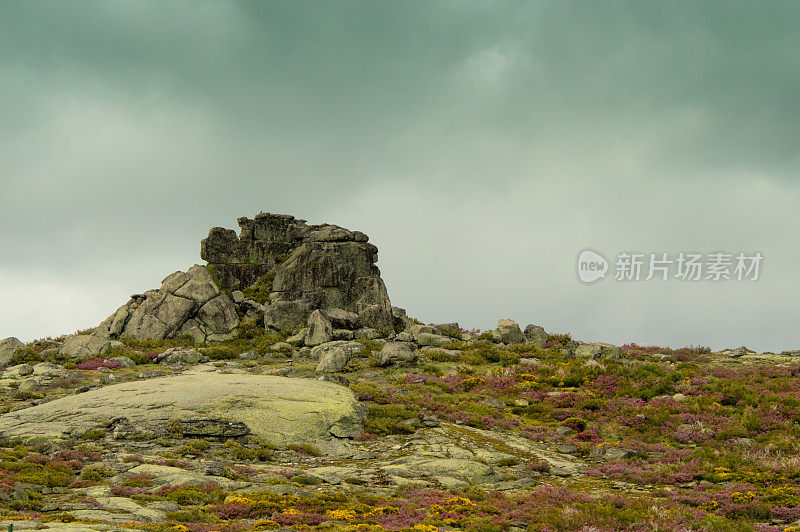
0;214;797;532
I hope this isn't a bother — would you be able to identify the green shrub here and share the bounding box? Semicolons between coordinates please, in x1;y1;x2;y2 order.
562;417;588;432
437;324;463;339
288;443;322;457
162;484;224;505
7;462;74;487
364;404;417;435
292;474;323;485
242;271;275;304
223;440;272;461
80;464;113;482
79;429;106;441
546;333;573;347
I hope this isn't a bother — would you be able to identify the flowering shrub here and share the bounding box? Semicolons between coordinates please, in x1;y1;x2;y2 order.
76;358;121;370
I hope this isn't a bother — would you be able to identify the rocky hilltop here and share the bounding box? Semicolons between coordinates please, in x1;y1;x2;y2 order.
92;213;394;346
0;213;798;532
202;212;393;332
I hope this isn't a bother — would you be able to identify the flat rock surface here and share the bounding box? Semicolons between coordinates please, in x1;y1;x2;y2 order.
0;373;365;444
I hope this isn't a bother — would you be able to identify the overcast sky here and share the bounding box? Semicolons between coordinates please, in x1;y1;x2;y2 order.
1;1;798;352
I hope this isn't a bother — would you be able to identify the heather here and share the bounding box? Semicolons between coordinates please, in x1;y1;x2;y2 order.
1;330;800;531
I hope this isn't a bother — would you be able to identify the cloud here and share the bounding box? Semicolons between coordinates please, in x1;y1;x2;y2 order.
0;1;798;351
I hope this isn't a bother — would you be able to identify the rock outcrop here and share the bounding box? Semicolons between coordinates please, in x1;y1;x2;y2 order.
201;213;393;332
0;337;24;366
0;373;365;445
94;265;239;342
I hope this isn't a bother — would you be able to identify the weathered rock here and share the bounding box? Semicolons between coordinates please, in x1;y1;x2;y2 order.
497;319;524;344
409;324;438;338
286;328;309;347
59;335;110;360
0;337;24;366
113;463;246;489
306;310;333;347
93;265;238;342
723;346;752;357
332;329;354;340
595;446;636;460
417;333;451;347
155;347;204;366
355;328;380;340
202;213;394;332
416;458;495;484
395;331;414;342
324;308;360;329
0;373;366;445
177;418;249;438
523;324;548;346
197;295;240;341
264;300;312;332
379;342;417;367
312;341;367;373
108;356;136;368
575;342;620;360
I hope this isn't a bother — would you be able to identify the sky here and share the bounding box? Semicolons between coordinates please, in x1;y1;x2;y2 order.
1;1;798;352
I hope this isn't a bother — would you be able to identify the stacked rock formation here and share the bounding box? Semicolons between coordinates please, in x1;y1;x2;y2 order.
91;212;393;344
202;212;394;333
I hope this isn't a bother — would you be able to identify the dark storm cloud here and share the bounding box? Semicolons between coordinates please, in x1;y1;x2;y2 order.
1;1;798;350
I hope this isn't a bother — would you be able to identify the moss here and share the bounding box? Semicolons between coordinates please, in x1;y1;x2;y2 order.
363;403;417;435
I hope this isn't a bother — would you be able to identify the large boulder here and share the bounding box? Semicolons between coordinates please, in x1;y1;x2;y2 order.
202;213;394;333
264;300;311;332
379;342;417;367
312;341;367;373
306;310;333;347
0;373;366;445
59;335;110;360
524;324;548;346
93;265;239;343
155;347;205;366
0;337;24;366
575;342;620;360
496;319;524;344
